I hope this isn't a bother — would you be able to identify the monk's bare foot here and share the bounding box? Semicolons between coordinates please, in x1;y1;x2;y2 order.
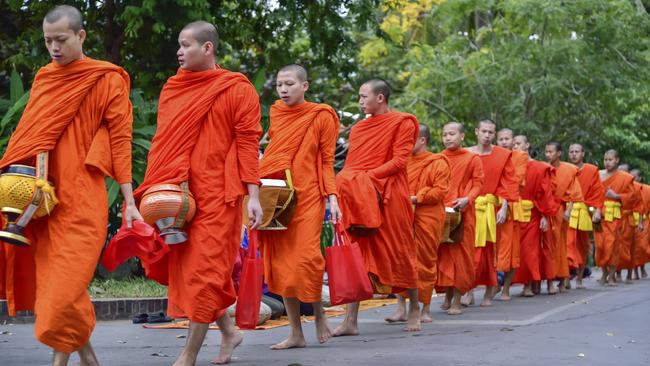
420;310;433;323
460;292;474;307
575;280;585;289
403;310;421;332
480;298;493;307
332;322;359;337
558;285;567;293
598;277;606;286
173;353;196;366
385;309;407;323
498;293;511;301
532;282;541;295
607;277;617;287
270;335;306;350
315;317;333;344
565;280;572;290
447;307;462;315
211;332;243;364
547;283;558;295
440;300;451;311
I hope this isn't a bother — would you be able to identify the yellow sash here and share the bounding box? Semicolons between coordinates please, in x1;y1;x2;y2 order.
569;202;593;231
633;212;641;226
475;194;498;247
603;200;622;222
514;199;534;223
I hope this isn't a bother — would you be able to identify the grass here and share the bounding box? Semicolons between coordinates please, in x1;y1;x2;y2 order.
89;277;168;298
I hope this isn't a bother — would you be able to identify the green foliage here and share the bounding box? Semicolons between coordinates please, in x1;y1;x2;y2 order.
89;276;168;298
360;0;650;172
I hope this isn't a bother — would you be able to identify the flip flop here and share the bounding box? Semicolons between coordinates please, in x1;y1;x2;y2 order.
132;313;148;324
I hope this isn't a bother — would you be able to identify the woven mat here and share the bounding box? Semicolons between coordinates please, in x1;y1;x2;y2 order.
142;298;397;331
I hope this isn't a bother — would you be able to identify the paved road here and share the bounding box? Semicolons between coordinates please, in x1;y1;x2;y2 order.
2;271;649;366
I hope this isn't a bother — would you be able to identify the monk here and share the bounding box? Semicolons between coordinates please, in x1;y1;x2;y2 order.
437;122;484;315
0;6;142;365
134;22;263;365
258;64;341;349
545;142;584;293
512;136;559;296
495;128;528;300
595;150;635;286
616;165;643;284
334;79;421;334
464;120;518;307
630;169;650;280
568;143;604;288
387;125;450;323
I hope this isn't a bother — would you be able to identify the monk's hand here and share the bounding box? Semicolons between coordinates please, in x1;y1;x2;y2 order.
606;188;619;200
119;183;143;228
540;216;549;232
592;208;602;223
452;197;470;211
563;208;572;222
123;203;143;229
329;195;343;224
496;205;508;225
246;184;263;229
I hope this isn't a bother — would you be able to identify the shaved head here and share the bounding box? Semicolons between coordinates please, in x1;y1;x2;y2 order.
605;149;619;159
497;128;513;138
514;135;528;144
362;78;391;103
569;143;584;152
443;121;465;133
278;64;308;82
619;163;630;172
182;21;218;54
44;5;83;33
477;119;496;129
419;124;431;144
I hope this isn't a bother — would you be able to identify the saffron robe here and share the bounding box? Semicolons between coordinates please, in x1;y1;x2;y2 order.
136;67;261;323
595;170;635;267
336;111;418;289
574;163;605;267
617;181;643;271
513;161;559;283
436;148;484;294
473;146;519;287
551;162;583;277
407;152;450;303
496;150;528;272
0;58;132;353
259;101;339;303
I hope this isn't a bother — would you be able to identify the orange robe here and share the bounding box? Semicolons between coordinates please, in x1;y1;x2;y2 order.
436;148;483;294
473;146;519;287
0;58;132;352
551;162;583;277
513;161;559;284
639;184;650;266
336;111;418;290
135;67;261;323
595;170;635;268
617;182;643;271
259;101;339;303
407;152;450;304
496;150;528;272
574;163;605;267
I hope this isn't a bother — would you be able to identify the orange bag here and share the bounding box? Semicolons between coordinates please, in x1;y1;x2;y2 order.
325;223;373;305
235;228;264;329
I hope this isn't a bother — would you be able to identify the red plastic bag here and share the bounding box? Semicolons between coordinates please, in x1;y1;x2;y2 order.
325;223;373;306
235;228;264;330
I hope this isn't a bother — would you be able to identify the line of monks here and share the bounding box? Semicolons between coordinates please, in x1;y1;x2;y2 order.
0;5;649;366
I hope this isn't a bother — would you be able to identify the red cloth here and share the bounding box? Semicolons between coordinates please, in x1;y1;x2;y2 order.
101;220;169;272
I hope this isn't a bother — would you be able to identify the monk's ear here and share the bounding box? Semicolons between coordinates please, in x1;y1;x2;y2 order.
302;80;309;93
78;29;86;44
203;41;215;56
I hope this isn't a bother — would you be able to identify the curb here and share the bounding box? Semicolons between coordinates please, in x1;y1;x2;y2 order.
1;298;168;324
